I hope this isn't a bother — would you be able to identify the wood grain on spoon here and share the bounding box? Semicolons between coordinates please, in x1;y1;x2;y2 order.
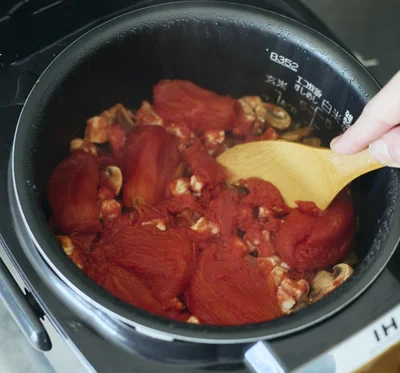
216;140;384;210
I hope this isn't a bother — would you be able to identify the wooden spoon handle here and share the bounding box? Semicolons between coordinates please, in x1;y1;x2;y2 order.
327;148;384;182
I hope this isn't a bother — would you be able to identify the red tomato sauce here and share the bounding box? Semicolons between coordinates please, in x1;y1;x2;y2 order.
48;80;356;325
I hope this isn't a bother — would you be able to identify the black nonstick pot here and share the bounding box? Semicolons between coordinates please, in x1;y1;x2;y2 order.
9;1;400;344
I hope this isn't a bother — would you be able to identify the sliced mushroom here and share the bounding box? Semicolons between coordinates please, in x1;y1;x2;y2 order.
100;166;123;196
302;137;322;147
281;127;313;142
243;96;262;109
309;263;354;303
255;103;291;130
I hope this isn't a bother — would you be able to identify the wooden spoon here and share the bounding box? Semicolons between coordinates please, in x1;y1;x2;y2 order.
216;140;383;210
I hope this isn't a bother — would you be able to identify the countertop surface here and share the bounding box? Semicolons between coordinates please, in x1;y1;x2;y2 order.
301;0;400;85
1;1;400;372
0;247;88;373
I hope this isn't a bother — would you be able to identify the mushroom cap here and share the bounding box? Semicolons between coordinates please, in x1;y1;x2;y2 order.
309;263;354;303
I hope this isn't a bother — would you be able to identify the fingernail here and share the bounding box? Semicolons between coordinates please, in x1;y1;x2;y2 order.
330;135;343;150
369;139;400;167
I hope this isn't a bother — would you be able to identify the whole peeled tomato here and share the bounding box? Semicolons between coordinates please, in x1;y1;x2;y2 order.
153;79;243;132
275;191;356;270
185;237;281;325
47;151;102;234
122;126;182;208
108;225;194;302
86;263;165;316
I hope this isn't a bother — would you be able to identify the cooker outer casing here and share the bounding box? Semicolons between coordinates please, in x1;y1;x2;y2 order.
10;2;400;343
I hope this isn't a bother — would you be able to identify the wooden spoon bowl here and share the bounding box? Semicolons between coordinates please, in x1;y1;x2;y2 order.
217;140;383;210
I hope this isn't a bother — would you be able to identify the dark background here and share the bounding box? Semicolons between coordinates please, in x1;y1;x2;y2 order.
301;0;400;85
1;0;399;85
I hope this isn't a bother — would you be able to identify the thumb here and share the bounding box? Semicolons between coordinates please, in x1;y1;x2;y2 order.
369;126;400;167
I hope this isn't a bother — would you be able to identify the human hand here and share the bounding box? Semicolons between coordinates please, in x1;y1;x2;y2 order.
330;70;400;167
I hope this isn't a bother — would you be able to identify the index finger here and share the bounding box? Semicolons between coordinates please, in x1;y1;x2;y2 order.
331;70;400;154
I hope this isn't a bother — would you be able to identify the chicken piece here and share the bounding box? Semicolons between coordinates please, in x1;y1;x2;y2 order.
190;175;204;193
100;199;122;223
102;103;135;131
190;217;220;236
165;122;194;151
258;255;308;314
84;116;109;143
276;287;296;313
279;278;309;302
70;138;97;156
204;130;225;146
244;225;275;257
234;98;256;136
258;255;281;271
136;100;164;127
85;103;135;144
187;316;201;324
141;218;167;231
270;266;288;287
258;206;273;220
169;178;190;196
97;187;115;202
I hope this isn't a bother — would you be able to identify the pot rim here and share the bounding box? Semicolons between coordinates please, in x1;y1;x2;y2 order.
10;1;400;343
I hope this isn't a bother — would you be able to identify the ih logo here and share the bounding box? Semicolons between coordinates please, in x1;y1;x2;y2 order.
373;317;398;342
